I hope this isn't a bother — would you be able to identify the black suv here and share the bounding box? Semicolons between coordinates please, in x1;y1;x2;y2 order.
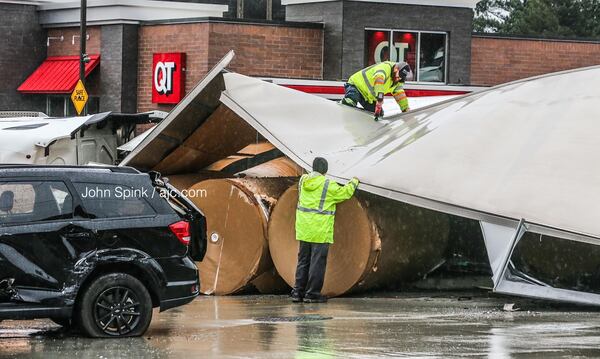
0;165;206;337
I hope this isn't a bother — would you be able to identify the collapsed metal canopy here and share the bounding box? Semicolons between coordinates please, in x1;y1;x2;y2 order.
122;51;600;304
120;51;260;175
220;68;600;239
218;65;600;305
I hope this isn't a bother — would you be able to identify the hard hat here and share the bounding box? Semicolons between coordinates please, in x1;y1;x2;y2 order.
395;62;414;82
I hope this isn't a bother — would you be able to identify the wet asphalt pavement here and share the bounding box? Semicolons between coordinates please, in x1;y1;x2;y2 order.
1;291;600;358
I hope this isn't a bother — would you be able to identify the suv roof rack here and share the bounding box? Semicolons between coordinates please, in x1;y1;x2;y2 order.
0;164;140;174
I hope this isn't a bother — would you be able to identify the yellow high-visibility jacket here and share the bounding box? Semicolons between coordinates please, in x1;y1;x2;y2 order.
295;172;359;244
348;61;409;111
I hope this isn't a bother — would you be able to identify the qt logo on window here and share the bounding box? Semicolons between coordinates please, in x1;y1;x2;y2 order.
152;53;186;104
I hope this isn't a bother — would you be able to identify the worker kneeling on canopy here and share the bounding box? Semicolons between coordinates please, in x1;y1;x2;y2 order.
342;61;413;120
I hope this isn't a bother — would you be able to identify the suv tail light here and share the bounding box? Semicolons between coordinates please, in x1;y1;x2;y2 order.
169;221;191;245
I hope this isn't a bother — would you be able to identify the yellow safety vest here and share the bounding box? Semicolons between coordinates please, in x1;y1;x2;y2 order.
348;61;409;111
295;172;359;244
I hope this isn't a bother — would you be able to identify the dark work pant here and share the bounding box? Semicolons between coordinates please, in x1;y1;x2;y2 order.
293;241;330;297
342;83;376;113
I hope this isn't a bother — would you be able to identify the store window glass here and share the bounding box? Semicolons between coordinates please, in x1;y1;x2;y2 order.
365;30;391;66
66;98;77;116
47;96;100;117
391;31;417;76
364;29;447;83
419;33;446;83
47;96;64;117
66;97;99;116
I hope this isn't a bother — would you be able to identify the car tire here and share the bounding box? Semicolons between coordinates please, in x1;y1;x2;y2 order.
76;273;153;338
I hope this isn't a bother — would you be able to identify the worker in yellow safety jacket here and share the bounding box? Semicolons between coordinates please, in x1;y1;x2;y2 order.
291;157;359;303
341;61;413;120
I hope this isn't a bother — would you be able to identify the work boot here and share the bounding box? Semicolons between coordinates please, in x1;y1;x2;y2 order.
290;290;303;303
304;294;327;303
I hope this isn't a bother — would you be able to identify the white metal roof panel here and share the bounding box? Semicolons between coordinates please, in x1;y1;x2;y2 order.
220;66;600;239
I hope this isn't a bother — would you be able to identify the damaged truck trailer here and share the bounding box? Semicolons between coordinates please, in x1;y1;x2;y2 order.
123;51;600;305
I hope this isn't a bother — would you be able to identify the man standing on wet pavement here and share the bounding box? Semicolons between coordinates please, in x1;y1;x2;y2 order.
291;157;359;303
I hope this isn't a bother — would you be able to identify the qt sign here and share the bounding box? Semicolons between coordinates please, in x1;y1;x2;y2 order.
152;53;186;104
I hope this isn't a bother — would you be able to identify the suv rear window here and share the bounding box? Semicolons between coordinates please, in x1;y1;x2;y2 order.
0;181;73;225
74;183;156;219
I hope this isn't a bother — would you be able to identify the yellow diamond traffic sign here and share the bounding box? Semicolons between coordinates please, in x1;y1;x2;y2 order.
71;80;89;116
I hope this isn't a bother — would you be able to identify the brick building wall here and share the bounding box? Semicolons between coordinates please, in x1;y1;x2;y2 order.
47;27;101;57
208;23;323;79
137;20;323;112
471;35;600;86
285;1;343;81
46;25;138;112
138;23;211;113
46;26;103;97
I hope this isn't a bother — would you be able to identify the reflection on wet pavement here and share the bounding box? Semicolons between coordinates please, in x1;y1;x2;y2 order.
2;292;600;358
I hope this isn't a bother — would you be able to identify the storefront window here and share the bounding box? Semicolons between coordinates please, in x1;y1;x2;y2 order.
365;30;391;66
47;96;65;117
364;29;447;83
47;96;100;117
419;33;446;83
391;31;417;76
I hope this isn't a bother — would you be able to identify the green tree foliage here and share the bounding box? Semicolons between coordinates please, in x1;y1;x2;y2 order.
474;0;600;38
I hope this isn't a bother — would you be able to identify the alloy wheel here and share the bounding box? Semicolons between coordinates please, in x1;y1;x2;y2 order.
93;286;142;336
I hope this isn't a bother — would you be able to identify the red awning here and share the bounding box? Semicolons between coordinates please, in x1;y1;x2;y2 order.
17;55;100;94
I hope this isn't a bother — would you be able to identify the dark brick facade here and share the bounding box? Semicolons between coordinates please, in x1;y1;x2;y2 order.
99;25;139;113
0;4;47;112
471;34;600;86
287;0;474;84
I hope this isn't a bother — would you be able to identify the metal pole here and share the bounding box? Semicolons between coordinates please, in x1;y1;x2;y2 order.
79;0;87;86
79;0;87;115
237;0;244;19
266;0;272;21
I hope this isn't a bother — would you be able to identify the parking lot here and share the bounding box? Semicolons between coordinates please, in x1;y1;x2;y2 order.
2;291;600;358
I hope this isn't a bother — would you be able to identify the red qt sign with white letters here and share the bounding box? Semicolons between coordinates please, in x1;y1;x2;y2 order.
152;53;186;104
